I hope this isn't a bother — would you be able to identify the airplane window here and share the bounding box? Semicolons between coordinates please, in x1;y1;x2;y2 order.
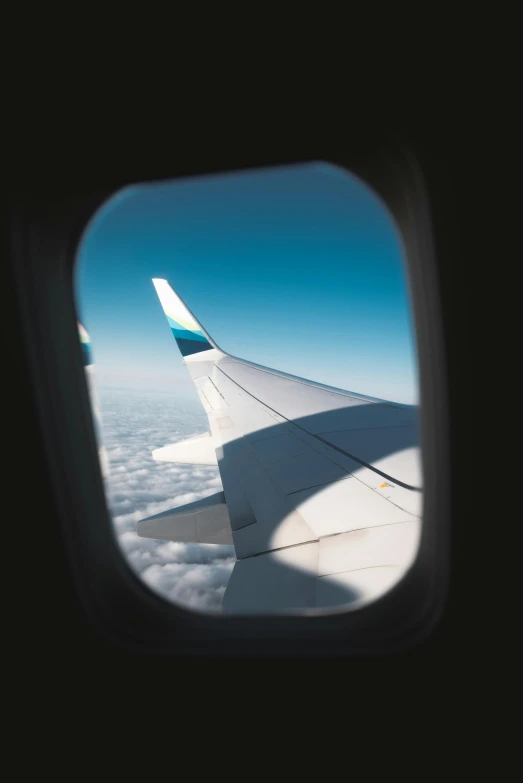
75;161;422;615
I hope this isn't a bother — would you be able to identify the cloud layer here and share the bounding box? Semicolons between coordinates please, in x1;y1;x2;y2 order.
98;388;235;611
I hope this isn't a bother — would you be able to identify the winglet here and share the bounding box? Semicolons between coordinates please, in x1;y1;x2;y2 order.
152;278;218;357
78;321;93;366
78;321;109;479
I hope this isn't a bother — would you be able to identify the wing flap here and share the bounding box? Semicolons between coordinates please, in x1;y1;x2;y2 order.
152;432;218;465
137;491;232;545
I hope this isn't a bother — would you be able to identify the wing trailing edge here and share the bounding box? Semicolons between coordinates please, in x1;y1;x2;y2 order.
137;491;232;545
152;432;218;466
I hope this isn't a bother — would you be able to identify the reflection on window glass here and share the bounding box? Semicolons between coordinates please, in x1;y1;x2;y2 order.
75;162;422;615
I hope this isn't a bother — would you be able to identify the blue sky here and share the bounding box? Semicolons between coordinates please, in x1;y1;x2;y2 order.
75;161;419;405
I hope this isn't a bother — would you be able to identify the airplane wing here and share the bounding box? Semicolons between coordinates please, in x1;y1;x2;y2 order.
137;279;422;614
79;322;109;479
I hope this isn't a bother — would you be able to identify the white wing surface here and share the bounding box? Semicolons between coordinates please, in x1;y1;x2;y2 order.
137;279;422;614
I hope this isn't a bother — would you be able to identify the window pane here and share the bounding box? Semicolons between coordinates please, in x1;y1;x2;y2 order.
75;162;421;615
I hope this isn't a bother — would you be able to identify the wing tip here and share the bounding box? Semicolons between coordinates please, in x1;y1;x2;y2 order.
151;276;222;356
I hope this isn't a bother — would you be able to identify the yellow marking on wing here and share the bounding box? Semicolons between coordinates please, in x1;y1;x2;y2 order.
164;311;198;331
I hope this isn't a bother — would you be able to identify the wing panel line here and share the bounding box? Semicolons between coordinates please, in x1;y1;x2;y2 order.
214;364;421;492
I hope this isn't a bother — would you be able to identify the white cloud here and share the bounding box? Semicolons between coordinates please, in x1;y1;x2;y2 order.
98;388;235;612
